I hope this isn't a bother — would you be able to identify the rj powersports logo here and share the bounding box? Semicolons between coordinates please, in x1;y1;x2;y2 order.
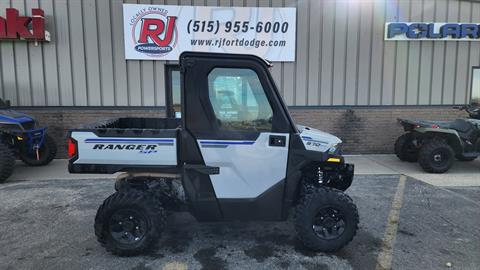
129;7;178;56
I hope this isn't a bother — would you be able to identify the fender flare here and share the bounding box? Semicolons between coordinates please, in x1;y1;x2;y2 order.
415;128;462;153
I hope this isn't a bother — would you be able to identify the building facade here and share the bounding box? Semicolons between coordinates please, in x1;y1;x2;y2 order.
1;0;479;155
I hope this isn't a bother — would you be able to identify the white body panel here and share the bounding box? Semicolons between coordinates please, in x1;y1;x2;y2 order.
198;133;289;199
71;131;177;165
297;125;342;152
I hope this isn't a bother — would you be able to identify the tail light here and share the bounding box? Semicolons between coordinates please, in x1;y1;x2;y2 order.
431;124;440;128
68;138;77;158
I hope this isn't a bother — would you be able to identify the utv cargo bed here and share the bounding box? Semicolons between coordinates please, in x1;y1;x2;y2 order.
68;117;181;174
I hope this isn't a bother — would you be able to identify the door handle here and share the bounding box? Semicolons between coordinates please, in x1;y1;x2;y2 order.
269;135;286;147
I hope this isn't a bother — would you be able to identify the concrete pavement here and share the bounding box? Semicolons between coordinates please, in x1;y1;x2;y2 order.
2;156;479;269
345;155;480;187
0;175;478;270
8;159;118;181
8;155;479;187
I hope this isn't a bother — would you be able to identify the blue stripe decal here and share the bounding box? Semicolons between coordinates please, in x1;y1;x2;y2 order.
85;138;174;143
200;141;255;145
301;137;329;144
0;115;32;123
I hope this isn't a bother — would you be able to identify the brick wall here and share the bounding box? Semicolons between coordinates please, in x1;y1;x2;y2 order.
17;106;466;158
289;106;466;154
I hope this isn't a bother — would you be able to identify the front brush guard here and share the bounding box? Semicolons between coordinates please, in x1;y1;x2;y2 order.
320;162;354;191
14;128;47;154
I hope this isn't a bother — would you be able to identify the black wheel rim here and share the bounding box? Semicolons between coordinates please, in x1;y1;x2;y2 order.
108;209;147;245
312;207;346;240
431;149;449;167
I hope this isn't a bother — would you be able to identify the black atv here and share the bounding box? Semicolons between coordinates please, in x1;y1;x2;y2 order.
395;104;480;173
0;99;57;182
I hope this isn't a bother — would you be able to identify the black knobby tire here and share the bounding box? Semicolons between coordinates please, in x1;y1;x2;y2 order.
94;190;166;256
19;134;57;166
455;155;477;162
295;187;359;252
418;139;454;173
394;133;418;162
0;141;15;183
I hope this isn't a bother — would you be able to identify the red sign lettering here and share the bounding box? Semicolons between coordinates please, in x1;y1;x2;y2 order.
0;8;47;41
138;16;176;47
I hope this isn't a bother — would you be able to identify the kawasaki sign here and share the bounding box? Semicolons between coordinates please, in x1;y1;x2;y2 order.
0;8;50;42
385;22;480;41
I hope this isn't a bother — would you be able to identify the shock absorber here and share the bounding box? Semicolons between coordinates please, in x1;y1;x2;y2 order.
317;166;324;184
34;144;40;160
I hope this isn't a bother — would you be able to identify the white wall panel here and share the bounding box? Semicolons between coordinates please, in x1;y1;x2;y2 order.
0;0;478;107
40;0;60;106
418;0;435;105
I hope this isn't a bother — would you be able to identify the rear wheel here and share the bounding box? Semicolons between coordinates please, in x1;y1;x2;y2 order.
394;133;418;162
295;187;359;252
19;134;57;166
94;190;166;256
0;141;15;183
418;139;454;173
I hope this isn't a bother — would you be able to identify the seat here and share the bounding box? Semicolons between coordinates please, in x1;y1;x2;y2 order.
449;119;476;141
449;119;474;133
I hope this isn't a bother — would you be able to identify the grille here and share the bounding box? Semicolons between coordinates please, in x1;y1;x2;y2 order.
21;121;35;130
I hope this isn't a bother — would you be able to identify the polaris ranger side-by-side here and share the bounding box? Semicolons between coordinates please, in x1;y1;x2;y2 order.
68;52;359;256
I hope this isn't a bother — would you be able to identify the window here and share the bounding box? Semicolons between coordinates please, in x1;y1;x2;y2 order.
207;68;273;132
165;65;181;118
472;68;480;105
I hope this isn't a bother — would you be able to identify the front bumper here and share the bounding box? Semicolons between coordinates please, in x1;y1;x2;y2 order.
14;127;47;153
339;163;354;183
321;157;354;191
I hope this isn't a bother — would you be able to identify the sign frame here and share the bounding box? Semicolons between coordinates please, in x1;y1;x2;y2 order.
123;4;297;61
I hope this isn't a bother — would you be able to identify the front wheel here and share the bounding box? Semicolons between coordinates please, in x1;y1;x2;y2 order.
19;134;57;166
295;187;359;252
418;139;454;173
94;190;166;256
394;133;418;162
0;142;15;183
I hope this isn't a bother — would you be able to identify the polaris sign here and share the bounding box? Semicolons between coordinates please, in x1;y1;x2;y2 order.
385;22;480;41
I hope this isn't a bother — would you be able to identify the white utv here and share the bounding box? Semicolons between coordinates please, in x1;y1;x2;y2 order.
68;52;359;256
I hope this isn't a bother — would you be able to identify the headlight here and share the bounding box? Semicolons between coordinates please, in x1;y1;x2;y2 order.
328;143;341;154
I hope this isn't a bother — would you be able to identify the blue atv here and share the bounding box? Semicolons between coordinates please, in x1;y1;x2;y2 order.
0;98;57;182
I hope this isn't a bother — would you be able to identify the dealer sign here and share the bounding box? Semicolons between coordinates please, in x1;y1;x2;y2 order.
386;22;480;41
123;4;296;61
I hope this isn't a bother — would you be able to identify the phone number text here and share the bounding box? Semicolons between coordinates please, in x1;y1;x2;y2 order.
187;20;289;34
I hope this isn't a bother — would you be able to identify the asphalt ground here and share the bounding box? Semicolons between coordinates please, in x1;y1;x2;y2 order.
0;175;479;270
